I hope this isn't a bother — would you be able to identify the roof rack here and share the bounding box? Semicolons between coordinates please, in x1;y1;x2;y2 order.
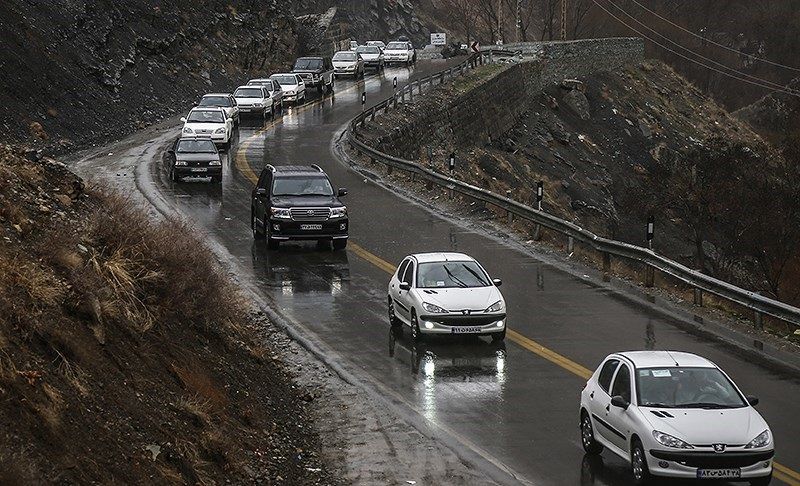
310;164;324;172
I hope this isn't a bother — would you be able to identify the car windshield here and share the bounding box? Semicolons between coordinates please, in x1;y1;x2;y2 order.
272;176;334;197
234;87;264;98
417;261;490;288
187;110;224;123
248;80;274;90
271;75;297;86
334;51;358;61
386;42;406;50
293;58;323;70
637;367;747;409
356;46;379;54
176;139;216;153
198;96;231;107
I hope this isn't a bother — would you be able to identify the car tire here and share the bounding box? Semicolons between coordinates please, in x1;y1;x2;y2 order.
169;168;178;182
491;328;506;342
252;212;265;240
749;474;772;486
332;239;347;250
580;412;604;455
317;84;323;94
411;311;424;342
267;238;280;251
211;175;221;184
388;297;400;328
631;439;652;485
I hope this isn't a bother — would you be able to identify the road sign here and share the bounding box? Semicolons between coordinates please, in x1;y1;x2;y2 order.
471;41;480;53
431;33;446;46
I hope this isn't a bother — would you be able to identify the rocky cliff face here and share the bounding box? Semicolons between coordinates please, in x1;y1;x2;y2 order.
734;78;800;146
0;0;298;152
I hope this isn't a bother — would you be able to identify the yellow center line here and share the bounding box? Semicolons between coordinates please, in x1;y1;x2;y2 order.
232;77;800;486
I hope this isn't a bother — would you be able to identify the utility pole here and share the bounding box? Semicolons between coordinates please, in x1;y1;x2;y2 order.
561;0;567;41
498;0;503;43
516;0;522;41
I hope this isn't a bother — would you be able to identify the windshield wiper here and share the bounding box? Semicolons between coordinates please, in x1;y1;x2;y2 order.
641;403;675;408
460;263;488;286
681;402;735;409
443;266;468;288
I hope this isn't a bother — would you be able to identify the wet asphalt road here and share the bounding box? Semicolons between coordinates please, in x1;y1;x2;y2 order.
143;62;799;485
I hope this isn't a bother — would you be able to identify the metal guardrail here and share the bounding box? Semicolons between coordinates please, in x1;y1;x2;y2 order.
345;51;800;330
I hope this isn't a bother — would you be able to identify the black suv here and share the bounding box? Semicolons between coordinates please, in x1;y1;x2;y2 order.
251;165;349;250
292;57;335;94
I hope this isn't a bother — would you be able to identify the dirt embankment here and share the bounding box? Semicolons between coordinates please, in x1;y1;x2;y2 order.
357;57;800;309
0;1;298;154
0;145;338;484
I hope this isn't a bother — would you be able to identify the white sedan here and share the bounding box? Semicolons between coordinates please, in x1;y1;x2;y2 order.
180;108;232;147
580;351;774;485
233;85;272;118
387;253;506;342
269;73;306;104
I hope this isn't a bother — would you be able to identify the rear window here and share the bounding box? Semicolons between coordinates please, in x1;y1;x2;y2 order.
234;87;264;98
293;58;323;70
199;96;231;107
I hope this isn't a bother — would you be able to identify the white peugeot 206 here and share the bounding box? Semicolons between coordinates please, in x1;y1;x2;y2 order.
387;253;506;342
580;351;774;485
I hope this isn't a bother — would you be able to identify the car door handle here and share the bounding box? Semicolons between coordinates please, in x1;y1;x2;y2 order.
605;404;610;412
590;391;594;399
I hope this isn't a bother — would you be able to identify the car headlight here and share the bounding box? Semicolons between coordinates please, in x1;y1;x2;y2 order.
214;127;226;134
270;207;291;219
422;302;447;314
182;127;193;134
330;207;347;218
652;430;693;449
208;160;221;166
745;430;770;449
285;90;295;95
253;102;263;107
174;160;187;166
485;301;503;313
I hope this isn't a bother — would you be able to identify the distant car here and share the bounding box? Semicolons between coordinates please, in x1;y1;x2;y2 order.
387;253;506;342
332;50;365;78
269;73;306;104
197;93;239;126
292;56;335;93
366;40;386;51
165;137;223;183
580;351;774;486
247;78;284;113
233;85;273;119
180;108;233;147
384;40;416;66
356;45;384;71
349;40;359;51
251;165;349;250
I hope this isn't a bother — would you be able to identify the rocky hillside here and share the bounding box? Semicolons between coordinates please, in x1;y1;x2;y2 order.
0;145;336;484
0;1;297;153
358;56;800;304
734;78;800;146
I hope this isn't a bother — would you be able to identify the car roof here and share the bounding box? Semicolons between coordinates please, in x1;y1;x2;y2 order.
202;93;230;97
270;73;297;77
410;252;476;264
248;78;271;82
271;165;326;175
296;56;323;60
189;107;224;113
235;85;263;90
614;351;716;369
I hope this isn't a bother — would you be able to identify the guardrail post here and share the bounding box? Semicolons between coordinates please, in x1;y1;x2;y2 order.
645;216;655;287
645;265;655;287
693;288;703;307
409;84;414;102
489;50;494;63
602;253;611;282
753;310;763;330
568;236;574;255
506;190;513;223
533;181;543;240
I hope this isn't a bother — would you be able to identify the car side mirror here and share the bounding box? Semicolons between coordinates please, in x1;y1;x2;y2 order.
256;188;267;196
611;395;630;410
399;282;411;291
337;188;348;197
180;117;187;123
746;395;759;407
167;149;175;155
492;278;502;287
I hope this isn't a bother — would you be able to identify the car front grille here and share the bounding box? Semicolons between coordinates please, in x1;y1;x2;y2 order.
649;450;774;468
290;208;330;222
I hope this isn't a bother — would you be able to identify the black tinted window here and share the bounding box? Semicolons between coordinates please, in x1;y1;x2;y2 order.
294;58;323;70
597;359;619;393
611;364;631;403
199;96;231;107
402;263;414;286
272;176;333;196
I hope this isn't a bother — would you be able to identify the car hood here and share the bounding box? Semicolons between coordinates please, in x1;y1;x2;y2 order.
235;97;266;105
293;69;322;74
385;49;408;54
642;407;768;445
270;195;343;208
279;84;300;91
359;54;380;60
175;153;219;162
333;60;358;66
184;122;225;131
414;286;502;312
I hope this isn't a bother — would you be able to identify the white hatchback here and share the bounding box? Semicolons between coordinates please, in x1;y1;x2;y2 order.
387;253;506;342
269;73;306;104
580;351;774;485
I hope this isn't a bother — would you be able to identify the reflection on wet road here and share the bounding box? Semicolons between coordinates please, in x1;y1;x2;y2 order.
144;62;800;486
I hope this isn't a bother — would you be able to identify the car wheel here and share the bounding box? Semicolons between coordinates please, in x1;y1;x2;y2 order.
749;474;772;486
388;297;400;328
330;77;335;91
170;168;179;182
211;175;222;184
332;238;347;250
631;439;652;485
252;211;265;240
267;238;280;251
317;84;323;94
411;311;424;342
491;328;506;342
580;412;604;454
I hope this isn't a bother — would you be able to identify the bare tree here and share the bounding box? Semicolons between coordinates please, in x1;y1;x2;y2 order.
440;0;479;45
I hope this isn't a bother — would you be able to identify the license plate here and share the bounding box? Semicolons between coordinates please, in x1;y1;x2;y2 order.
451;327;481;334
300;224;322;230
696;469;741;479
190;168;207;172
